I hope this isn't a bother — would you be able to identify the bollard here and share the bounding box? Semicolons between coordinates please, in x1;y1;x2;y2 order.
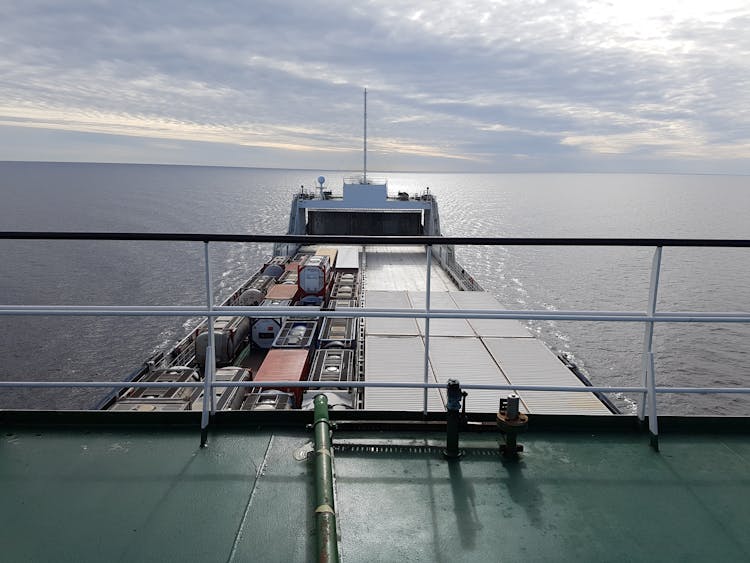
444;379;466;459
497;394;528;459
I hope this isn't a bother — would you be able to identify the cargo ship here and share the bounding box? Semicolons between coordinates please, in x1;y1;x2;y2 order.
2;96;749;561
95;172;615;420
96;91;614;420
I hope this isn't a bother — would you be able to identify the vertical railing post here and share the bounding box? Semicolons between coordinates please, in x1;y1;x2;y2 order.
200;241;215;447
639;246;662;450
423;244;432;415
646;350;658;450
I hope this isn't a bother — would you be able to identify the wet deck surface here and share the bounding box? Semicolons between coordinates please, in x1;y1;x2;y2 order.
2;426;749;562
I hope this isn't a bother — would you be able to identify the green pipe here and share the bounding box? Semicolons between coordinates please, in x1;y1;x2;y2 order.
313;394;339;563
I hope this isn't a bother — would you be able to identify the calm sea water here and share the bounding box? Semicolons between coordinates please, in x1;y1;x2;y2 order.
1;162;748;414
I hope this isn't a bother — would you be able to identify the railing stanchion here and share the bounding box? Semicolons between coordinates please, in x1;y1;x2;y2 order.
646;350;659;450
200;241;215;447
201;345;213;446
423;244;432;415
639;246;662;447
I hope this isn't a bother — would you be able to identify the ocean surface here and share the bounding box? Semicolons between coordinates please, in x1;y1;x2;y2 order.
1;162;748;414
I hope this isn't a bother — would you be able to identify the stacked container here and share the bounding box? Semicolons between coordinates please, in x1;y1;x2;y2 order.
266;283;299;302
253;348;311;407
190;366;251;411
195;316;251;368
319;317;357;348
240;390;295;411
329;271;359;303
315;247;339;266
298;254;332;299
261;256;289;280
111;367;199;411
272;319;318;348
237;274;275;306
251;298;291;349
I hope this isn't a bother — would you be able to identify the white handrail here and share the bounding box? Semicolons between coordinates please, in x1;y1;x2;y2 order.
1;379;749;395
1;305;748;322
640;247;663;444
201;241;215;445
2;238;749;449
423;244;432;415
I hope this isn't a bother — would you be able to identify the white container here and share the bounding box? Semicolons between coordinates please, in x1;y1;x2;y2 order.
252;317;282;349
195;316;250;367
298;255;331;295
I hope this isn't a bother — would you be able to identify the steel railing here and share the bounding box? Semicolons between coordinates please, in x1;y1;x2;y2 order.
1;232;749;447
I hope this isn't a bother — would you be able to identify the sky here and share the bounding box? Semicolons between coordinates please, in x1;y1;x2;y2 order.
1;0;749;173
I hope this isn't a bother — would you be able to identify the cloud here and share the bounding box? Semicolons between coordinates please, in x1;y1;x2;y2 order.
0;1;748;171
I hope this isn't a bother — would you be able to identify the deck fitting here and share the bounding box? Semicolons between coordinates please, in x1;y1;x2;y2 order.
443;379;467;459
497;394;528;459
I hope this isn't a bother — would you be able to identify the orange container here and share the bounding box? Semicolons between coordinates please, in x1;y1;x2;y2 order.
266;283;299;301
254;349;311;406
315;247;338;267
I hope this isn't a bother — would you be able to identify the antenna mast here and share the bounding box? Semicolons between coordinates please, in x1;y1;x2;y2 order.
363;87;367;184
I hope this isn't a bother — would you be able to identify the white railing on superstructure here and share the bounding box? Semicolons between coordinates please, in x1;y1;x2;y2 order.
343;176;387;186
1;233;749;447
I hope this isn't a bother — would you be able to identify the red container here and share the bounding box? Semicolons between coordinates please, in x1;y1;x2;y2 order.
266;283;299;301
254;349;311;406
285;255;309;271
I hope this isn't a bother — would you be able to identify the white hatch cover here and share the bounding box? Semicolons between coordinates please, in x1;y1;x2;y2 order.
448;291;533;338
427;336;520;413
364;335;444;411
408;291;475;337
482;337;612;415
364;290;420;336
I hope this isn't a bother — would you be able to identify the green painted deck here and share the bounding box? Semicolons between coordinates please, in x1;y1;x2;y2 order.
2;425;749;562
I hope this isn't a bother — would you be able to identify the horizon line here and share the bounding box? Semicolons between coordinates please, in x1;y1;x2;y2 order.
1;160;748;177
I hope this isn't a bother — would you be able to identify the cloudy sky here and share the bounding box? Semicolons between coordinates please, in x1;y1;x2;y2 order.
1;1;749;172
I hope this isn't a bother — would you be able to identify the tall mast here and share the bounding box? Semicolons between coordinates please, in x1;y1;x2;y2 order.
363;87;367;184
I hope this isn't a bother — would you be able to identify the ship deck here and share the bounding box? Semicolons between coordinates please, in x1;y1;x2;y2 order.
2;420;748;562
362;245;612;415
